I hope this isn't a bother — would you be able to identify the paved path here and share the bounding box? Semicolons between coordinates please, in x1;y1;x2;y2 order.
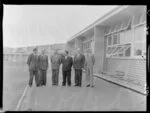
19;69;146;111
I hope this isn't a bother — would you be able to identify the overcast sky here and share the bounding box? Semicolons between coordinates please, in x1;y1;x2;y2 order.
3;5;117;48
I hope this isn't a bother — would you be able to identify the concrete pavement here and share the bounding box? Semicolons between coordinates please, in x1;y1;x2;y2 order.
19;69;146;111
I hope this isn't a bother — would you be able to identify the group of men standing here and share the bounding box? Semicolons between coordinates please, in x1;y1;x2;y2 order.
27;48;48;87
27;47;95;88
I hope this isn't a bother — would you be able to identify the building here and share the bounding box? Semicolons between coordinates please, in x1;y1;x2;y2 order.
66;5;146;94
3;43;66;62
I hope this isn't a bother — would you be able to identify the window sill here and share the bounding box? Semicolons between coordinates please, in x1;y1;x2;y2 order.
106;56;146;60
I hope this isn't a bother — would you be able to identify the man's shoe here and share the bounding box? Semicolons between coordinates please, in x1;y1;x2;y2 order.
52;83;55;86
36;85;40;87
29;84;32;87
91;85;94;88
74;84;78;86
86;84;90;87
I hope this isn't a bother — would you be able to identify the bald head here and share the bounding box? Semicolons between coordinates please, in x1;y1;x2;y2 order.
53;50;58;55
42;49;45;55
76;48;81;54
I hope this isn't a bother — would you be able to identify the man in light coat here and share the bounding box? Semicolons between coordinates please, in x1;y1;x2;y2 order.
51;50;61;86
84;49;95;87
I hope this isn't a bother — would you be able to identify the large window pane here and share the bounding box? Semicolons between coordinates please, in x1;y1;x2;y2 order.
134;42;143;56
115;22;122;31
117;33;120;44
124;29;133;43
120;31;125;44
134;26;145;41
110;26;115;33
106;47;112;53
121;19;129;29
133;13;143;25
112;46;122;54
125;46;131;56
108;36;112;45
142;12;146;23
109;46;116;54
105;27;110;34
113;34;118;45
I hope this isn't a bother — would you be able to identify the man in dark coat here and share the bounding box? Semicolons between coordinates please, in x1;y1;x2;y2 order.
27;48;40;87
38;49;49;86
61;50;73;86
73;48;85;87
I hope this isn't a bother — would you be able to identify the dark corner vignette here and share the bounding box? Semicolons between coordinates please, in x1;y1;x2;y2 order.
0;2;3;110
147;5;150;112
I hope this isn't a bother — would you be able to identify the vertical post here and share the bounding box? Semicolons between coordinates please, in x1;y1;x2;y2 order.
94;25;105;74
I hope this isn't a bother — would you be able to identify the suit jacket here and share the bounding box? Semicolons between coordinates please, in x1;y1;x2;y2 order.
84;54;95;70
51;54;61;70
38;54;49;70
61;56;73;71
73;53;85;70
27;53;39;71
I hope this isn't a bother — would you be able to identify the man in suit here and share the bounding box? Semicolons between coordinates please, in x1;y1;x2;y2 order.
73;48;85;87
84;49;95;87
61;50;73;86
38;49;49;86
27;48;40;87
51;50;61;86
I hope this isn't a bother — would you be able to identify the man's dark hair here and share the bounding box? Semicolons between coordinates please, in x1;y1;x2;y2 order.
65;50;69;55
33;48;37;52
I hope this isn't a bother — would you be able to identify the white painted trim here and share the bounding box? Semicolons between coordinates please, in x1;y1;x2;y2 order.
106;56;146;60
15;84;29;111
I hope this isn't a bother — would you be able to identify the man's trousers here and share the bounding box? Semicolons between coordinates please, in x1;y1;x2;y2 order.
62;70;71;86
85;67;94;86
74;69;82;86
29;69;39;86
52;69;59;85
39;69;47;85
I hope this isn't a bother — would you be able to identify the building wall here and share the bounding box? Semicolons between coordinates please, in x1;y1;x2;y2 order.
105;58;146;85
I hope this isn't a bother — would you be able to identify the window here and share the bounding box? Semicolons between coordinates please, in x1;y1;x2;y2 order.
125;46;131;57
134;42;143;56
107;35;112;45
133;12;143;26
108;46;116;54
121;19;129;30
124;29;133;43
142;12;146;23
115;22;122;32
105;27;110;34
106;47;112;53
112;46;122;54
113;34;118;45
119;31;125;44
110;26;115;33
134;25;146;57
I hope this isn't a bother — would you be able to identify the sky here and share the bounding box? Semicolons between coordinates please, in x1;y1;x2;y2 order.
3;5;117;48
